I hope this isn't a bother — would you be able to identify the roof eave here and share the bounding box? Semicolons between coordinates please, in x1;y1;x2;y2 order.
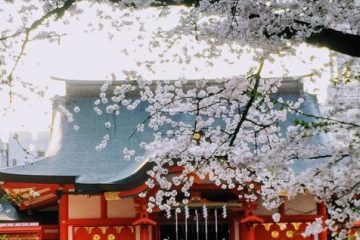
0;172;76;185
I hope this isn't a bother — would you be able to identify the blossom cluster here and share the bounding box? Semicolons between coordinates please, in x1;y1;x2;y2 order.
96;72;360;239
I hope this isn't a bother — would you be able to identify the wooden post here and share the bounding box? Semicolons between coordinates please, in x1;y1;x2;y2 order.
240;202;263;240
243;224;255;240
230;219;235;240
133;217;156;240
59;194;68;240
317;202;328;240
39;226;43;240
279;202;285;216
100;194;107;219
153;224;159;240
141;225;149;240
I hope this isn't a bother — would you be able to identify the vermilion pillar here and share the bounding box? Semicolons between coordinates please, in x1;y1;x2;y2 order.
59;194;68;240
317;202;328;240
240;202;263;240
240;215;264;240
100;194;107;219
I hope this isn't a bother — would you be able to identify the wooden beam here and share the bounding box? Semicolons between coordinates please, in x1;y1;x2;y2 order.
117;183;149;198
0;226;42;234
2;182;60;190
64;218;136;226
42;225;59;240
19;194;58;210
257;214;322;222
22;193;57;206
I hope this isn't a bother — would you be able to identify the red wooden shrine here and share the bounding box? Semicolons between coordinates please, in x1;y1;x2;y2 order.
0;180;332;240
0;79;357;240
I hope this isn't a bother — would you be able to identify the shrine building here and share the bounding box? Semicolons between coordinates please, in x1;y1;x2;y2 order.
0;79;337;240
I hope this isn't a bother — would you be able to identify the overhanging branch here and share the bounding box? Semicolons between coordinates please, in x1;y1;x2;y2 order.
265;19;360;57
229;58;264;147
306;28;360;58
2;0;77;87
2;0;360;61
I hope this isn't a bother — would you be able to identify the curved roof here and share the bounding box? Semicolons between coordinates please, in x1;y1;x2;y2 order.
0;95;156;191
0;79;325;191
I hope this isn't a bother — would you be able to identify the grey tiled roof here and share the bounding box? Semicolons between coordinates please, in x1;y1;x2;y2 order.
0;81;324;191
0;96;156;191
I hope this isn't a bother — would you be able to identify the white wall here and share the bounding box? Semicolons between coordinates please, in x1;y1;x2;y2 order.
68;195;101;219
284;193;317;215
107;197;136;218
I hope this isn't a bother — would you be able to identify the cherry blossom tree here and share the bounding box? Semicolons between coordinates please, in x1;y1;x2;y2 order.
1;1;360;239
94;62;359;240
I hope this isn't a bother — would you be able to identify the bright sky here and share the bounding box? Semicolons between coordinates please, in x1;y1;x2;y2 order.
0;4;332;139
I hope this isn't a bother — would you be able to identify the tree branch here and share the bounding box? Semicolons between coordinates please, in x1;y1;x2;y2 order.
306;28;360;58
13;134;37;158
265;19;360;57
3;0;77;87
269;96;360;128
229;58;264;146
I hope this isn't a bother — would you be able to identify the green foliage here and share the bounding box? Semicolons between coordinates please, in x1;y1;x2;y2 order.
294;119;334;131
